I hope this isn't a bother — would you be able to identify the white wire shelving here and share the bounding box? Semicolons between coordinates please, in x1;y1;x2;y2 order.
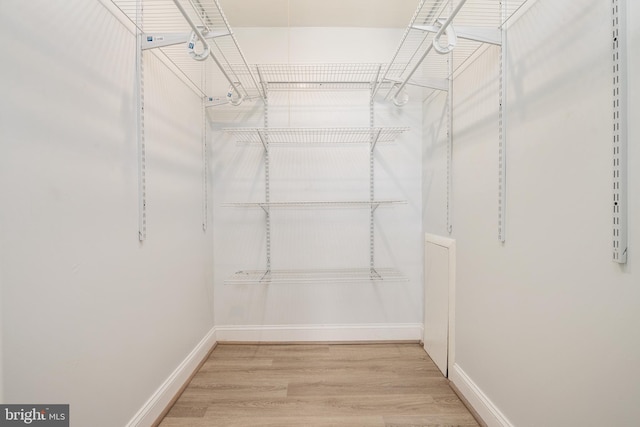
222;71;411;283
249;63;410;92
378;0;530;101
223;127;410;146
111;0;263;100
224;200;407;209
226;268;409;285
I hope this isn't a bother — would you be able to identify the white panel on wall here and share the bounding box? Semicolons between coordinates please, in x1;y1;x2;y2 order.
424;234;456;377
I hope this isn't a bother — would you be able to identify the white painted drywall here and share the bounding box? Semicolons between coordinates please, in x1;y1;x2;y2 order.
211;27;424;333
0;1;214;426
423;0;640;425
0;264;3;403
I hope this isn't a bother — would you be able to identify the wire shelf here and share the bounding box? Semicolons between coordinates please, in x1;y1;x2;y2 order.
255;64;387;90
223;127;410;145
380;0;530;93
210;64;412;91
223;200;407;209
226;268;409;284
111;0;262;98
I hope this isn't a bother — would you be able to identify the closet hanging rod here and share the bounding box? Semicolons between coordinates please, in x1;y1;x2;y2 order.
171;0;243;102
388;0;468;105
377;0;530;104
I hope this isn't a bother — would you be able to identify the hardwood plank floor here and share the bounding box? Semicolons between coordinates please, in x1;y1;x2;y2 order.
158;343;479;427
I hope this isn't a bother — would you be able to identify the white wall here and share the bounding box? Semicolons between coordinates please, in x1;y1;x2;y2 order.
211;28;424;337
423;0;640;425
0;262;3;403
0;1;214;426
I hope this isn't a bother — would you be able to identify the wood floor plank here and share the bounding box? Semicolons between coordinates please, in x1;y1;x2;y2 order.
160;415;385;427
198;395;466;418
383;414;480;427
286;378;452;397
158;343;480;427
176;382;289;400
163;405;208;418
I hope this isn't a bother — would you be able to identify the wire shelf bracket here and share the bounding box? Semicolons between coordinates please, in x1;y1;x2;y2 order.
411;25;501;46
141;29;231;50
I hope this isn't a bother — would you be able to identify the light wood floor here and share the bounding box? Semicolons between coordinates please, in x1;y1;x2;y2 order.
158;343;480;427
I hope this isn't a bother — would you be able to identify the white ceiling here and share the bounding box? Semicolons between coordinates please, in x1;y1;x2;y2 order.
219;0;420;28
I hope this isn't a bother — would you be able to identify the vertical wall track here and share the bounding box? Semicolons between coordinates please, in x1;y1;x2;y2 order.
498;0;508;243
369;84;377;274
136;0;147;242
202;73;208;232
612;0;628;263
264;85;272;273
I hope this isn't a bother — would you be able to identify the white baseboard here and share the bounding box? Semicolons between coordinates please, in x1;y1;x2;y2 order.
449;363;514;427
126;327;217;427
214;323;423;343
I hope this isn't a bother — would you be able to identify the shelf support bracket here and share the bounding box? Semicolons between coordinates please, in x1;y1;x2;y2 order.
257;130;268;151
390;77;449;92
259;270;271;283
256;66;269;104
371;64;382;96
411;25;501;46
371;128;383;152
141;30;231;50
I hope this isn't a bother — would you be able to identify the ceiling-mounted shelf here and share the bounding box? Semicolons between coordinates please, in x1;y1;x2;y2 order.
378;0;530;99
111;0;263;100
225;268;409;284
223;127;410;146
